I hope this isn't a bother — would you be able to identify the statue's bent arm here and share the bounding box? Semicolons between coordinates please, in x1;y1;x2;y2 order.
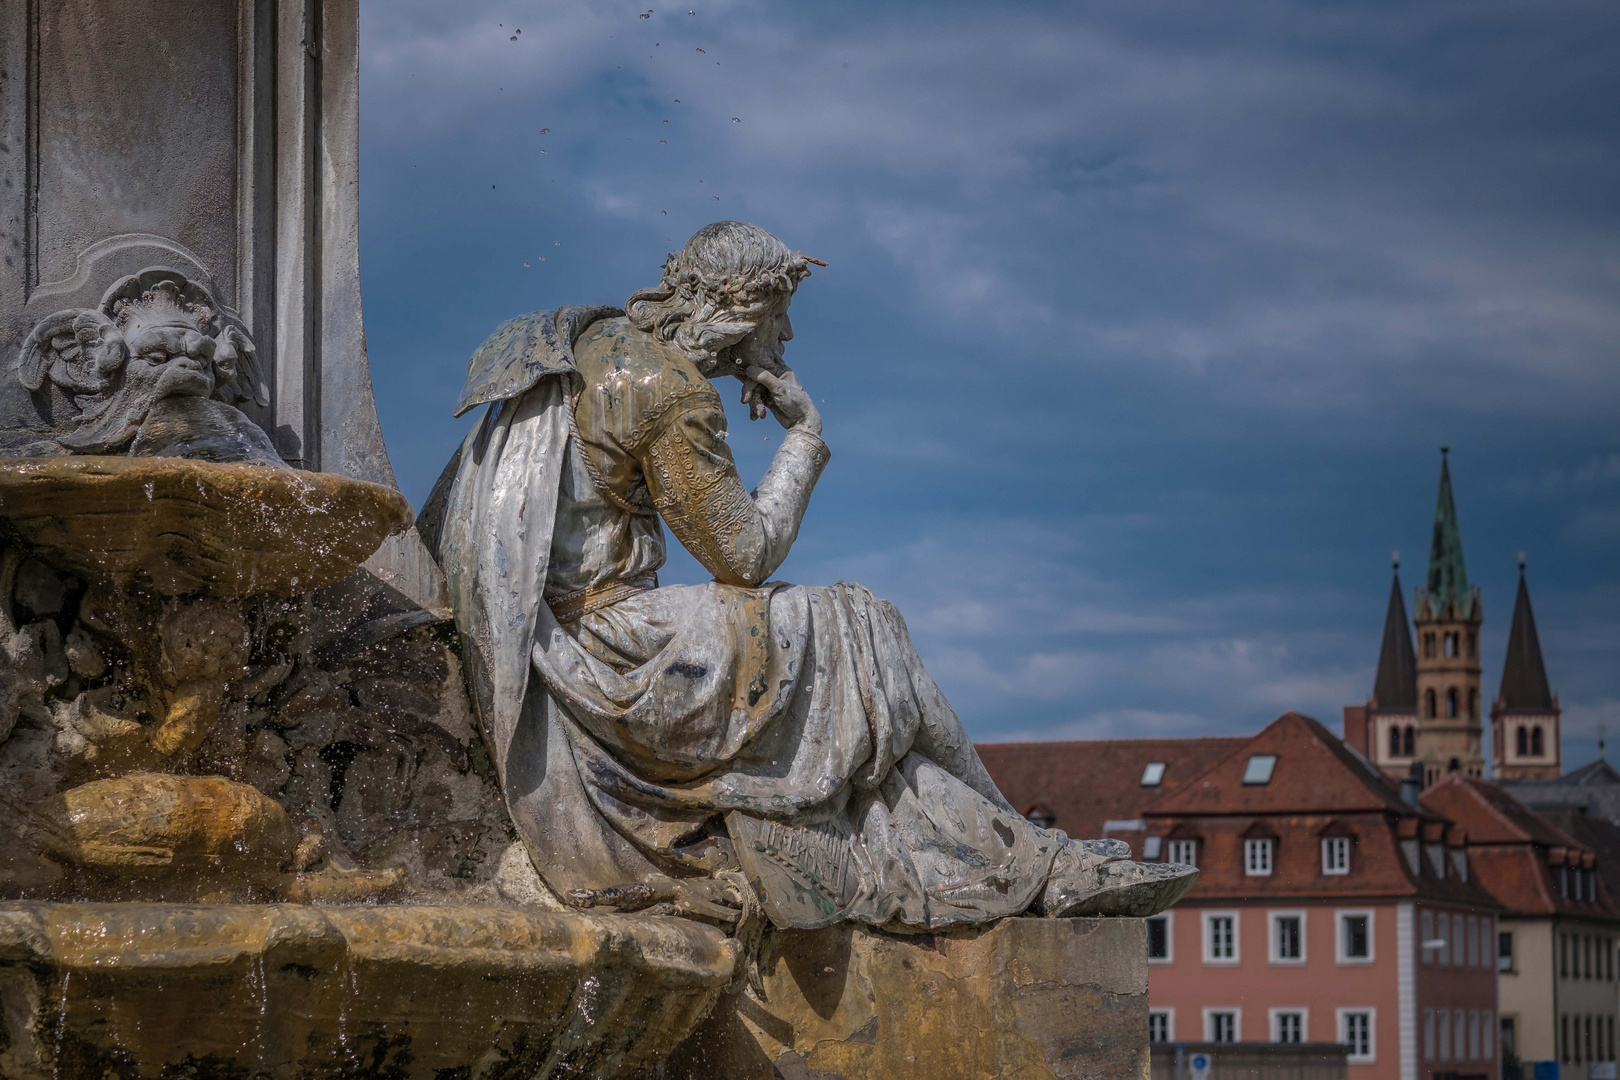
642;402;829;587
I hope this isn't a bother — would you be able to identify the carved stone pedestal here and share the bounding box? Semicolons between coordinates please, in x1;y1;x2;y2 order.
666;916;1149;1080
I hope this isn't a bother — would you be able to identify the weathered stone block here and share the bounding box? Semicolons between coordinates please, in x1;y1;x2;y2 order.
667;916;1149;1080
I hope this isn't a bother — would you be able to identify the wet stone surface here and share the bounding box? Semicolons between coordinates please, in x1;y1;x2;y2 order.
0;554;515;904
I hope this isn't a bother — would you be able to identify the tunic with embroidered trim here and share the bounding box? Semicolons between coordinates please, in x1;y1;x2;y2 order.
548;316;830;618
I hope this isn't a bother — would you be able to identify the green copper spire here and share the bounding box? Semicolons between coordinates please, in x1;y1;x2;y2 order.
1420;446;1475;620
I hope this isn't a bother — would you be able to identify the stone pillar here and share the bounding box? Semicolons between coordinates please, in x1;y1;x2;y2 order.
667;917;1150;1080
0;0;446;608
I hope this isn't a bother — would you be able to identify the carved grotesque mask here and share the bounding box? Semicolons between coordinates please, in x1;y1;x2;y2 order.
15;268;280;465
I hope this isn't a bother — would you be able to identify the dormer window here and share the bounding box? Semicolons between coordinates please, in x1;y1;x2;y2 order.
1168;839;1199;867
1322;836;1352;876
1426;843;1446;878
1141;762;1166;787
1243;755;1277;785
1245;838;1275;877
1450;848;1468;883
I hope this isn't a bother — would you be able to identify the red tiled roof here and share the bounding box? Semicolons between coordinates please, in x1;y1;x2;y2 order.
1421;774;1580;848
1141;712;1497;906
1145;712;1417;817
977;736;1245;840
1420;774;1620;921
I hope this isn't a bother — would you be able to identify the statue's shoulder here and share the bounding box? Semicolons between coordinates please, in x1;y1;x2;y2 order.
453;304;623;418
573;320;721;443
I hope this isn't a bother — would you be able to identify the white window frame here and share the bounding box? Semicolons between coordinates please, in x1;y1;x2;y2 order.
1203;910;1240;965
1270;1007;1309;1044
1244;837;1275;877
1149;1008;1174;1044
1168;838;1198;868
1436;911;1450;966
1337;1007;1376;1064
1322;835;1351;875
1421;909;1435;965
1336;908;1375;964
1268;909;1307;965
1146;911;1174;965
1205;1007;1242;1044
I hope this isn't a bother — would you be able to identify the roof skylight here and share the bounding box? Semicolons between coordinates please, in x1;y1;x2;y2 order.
1243;754;1278;785
1141;762;1166;787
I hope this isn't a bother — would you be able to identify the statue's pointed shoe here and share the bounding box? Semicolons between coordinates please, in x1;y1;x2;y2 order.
1038;860;1199;919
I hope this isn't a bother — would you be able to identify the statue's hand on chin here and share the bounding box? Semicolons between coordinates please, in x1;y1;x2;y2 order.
566;874;745;925
745;366;821;436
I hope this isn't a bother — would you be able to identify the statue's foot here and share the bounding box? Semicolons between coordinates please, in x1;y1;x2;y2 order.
1036;850;1199;919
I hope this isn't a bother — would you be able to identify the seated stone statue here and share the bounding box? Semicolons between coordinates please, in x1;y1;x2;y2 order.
427;222;1196;929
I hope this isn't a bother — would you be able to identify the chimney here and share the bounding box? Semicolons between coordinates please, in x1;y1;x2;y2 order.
1400;762;1424;808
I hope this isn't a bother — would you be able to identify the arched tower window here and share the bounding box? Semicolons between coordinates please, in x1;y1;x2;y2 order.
1532;726;1544;757
1448;757;1460;774
1426;689;1437;718
1468;689;1477;720
1467;630;1477;658
1403;725;1415;756
1389;725;1402;758
1446;688;1458;718
1517;726;1529;756
1423;633;1437;659
1445;633;1457;658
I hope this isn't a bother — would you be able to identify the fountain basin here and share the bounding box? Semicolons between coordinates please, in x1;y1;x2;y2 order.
0;456;412;597
0;902;736;1079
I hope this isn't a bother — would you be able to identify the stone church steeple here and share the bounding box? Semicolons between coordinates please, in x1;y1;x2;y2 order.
1349;558;1421;779
1413;447;1485;784
1491;559;1561;780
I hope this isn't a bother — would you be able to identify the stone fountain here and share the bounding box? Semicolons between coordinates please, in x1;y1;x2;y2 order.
0;285;736;1076
0;4;1161;1078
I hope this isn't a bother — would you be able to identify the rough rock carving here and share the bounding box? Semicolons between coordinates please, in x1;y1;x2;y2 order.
430;221;1200;932
12;267;283;465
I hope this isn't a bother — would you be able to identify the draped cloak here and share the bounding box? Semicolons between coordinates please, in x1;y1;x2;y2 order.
433;306;1067;929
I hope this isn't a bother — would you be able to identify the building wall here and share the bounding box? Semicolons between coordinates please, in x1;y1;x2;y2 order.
1151;900;1500;1080
1149;901;1402;1079
1413;903;1500;1079
1501;919;1558;1067
1489;917;1619;1078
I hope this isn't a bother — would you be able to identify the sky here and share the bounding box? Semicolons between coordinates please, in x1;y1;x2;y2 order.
357;0;1620;764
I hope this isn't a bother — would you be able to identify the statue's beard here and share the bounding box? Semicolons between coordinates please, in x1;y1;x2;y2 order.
58;360;211;454
711;335;785;382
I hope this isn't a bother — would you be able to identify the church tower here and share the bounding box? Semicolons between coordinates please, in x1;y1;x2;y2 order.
1491;559;1561;780
1349;558;1420;780
1413;447;1485;785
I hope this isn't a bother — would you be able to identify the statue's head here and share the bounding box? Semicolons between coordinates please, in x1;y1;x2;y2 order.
626;222;817;377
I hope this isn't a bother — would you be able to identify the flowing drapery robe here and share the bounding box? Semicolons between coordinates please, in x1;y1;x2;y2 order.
432;307;1066;929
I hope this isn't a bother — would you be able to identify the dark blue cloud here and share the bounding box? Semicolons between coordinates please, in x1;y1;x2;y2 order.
358;0;1620;760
